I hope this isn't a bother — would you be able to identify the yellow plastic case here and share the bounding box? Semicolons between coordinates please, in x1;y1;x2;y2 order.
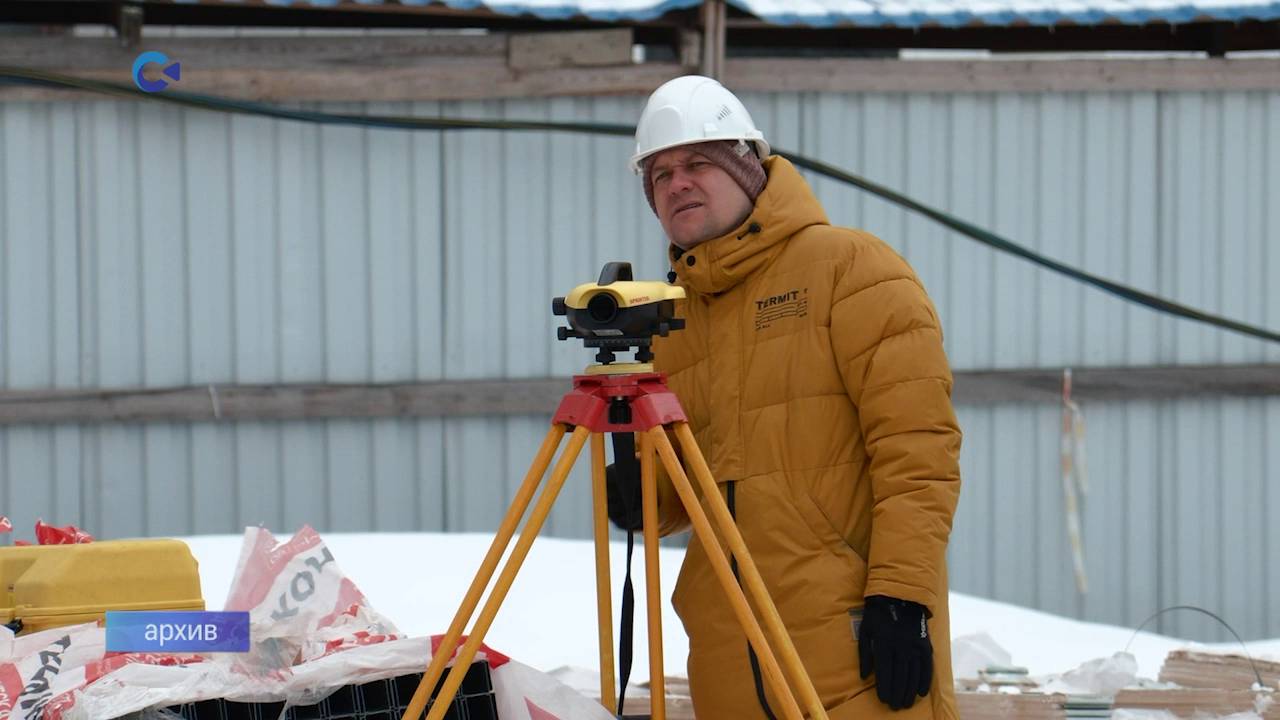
1;539;204;634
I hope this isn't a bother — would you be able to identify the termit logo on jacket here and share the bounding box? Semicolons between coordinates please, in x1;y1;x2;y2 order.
753;288;808;330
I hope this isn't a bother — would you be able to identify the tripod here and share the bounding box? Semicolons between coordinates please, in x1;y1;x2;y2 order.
403;367;830;720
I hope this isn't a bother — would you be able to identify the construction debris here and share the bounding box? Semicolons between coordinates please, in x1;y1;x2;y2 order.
574;643;1280;720
956;691;1069;719
1112;687;1279;718
1158;649;1280;691
951;645;1280;719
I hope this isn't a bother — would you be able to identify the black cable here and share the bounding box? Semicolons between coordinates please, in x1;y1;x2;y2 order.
5;65;1279;345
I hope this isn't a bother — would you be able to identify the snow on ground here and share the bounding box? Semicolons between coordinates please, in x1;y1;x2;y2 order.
180;531;1278;686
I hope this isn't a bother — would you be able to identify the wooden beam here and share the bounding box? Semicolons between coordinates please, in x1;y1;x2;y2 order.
0;36;509;69
508;28;633;70
3;37;1278;101
0;379;570;425
0;364;1276;425
0;36;675;102
0;63;685;103
9;57;1279;102
952;364;1280;404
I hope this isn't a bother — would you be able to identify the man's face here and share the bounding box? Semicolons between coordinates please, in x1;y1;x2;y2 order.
649;145;754;251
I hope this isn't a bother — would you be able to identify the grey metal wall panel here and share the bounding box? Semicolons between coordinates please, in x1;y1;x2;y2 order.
281;423;326;531
444;100;504;381
1269;94;1280;366
1126;402;1162;634
1223;398;1269;640
794;91;1280;369
225;423;268;534
369;418;419;532
1080;404;1123;623
276;111;324;383
947;397;1280;640
1267;402;1280;637
1;90;1277;642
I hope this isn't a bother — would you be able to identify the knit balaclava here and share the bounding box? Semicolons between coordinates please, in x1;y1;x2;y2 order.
641;139;767;214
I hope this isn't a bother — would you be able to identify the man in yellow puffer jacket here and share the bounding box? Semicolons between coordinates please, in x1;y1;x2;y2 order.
606;75;963;719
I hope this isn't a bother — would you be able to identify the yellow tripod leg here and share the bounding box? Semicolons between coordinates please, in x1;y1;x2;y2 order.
402;423;566;720
647;427;806;720
423;425;592;720
668;423;830;720
589;433;616;715
639;430;666;720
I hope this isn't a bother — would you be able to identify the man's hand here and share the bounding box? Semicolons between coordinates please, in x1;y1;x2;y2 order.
858;595;933;710
605;461;644;531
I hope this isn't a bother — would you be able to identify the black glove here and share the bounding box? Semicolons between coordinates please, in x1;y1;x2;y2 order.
858;595;933;710
605;460;643;532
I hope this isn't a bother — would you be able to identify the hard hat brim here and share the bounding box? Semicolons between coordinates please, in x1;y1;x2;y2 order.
629;135;771;175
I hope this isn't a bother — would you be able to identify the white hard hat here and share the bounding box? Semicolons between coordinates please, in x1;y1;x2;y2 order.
630;75;769;174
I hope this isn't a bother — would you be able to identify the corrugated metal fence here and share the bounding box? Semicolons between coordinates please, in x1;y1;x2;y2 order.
0;90;1277;641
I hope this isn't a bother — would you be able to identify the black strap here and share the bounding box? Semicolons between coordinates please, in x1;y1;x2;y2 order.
728;481;778;720
618;530;636;718
611;432;639;718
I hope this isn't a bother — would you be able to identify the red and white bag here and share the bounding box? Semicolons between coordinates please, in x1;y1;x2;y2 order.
223;525;402;669
9;526;616;720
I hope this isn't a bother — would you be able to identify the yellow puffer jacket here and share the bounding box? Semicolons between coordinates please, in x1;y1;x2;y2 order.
650;156;962;719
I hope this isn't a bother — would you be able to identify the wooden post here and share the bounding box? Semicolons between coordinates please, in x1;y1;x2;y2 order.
679;28;703;69
700;0;726;79
116;3;143;48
